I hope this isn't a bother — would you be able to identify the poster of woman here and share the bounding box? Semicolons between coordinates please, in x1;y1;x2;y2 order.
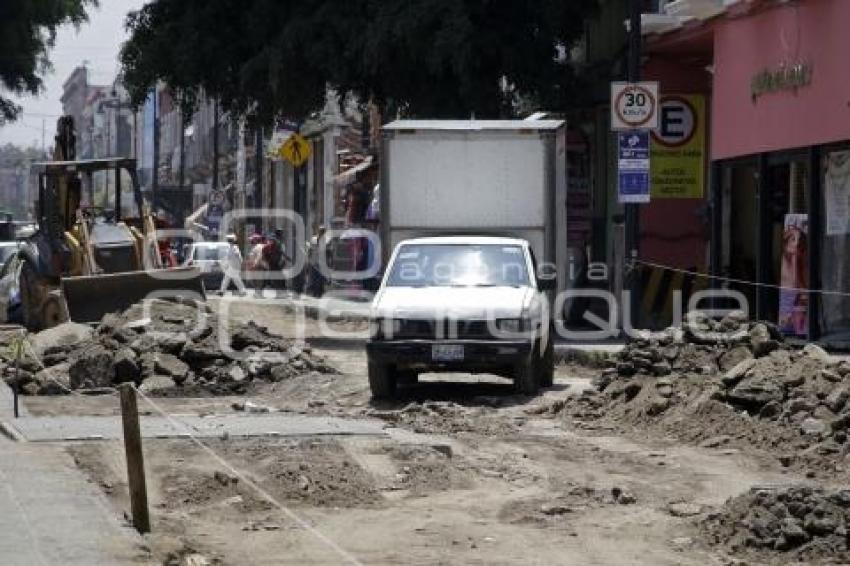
778;213;808;336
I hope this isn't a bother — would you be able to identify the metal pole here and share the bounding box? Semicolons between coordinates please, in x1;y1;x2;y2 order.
116;95;122;157
12;339;20;418
212;99;219;192
807;146;822;341
255;126;263;226
625;0;642;326
179;110;186;192
152;89;160;210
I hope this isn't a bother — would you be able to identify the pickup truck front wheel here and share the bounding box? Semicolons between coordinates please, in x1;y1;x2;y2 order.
540;339;554;388
368;362;397;399
514;355;540;395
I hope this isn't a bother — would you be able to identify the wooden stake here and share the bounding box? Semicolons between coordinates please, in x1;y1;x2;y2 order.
119;384;150;533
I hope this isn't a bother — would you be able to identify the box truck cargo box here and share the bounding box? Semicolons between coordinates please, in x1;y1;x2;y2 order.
379;120;568;294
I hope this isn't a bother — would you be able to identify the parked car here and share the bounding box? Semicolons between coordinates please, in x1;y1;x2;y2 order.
184;241;231;290
366;235;555;399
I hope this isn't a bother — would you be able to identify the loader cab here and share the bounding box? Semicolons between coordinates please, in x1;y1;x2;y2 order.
33;157;144;238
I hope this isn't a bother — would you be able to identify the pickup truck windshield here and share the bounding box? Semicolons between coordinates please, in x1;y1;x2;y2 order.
386;244;530;287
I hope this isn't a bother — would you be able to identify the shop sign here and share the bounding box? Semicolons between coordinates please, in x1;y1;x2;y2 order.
751;63;812;101
617;130;650;204
611;82;659;131
650;94;705;199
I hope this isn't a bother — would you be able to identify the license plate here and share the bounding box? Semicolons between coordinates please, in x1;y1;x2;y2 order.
432;344;464;361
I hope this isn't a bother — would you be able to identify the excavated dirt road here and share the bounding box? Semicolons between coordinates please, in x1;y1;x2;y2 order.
30;299;817;565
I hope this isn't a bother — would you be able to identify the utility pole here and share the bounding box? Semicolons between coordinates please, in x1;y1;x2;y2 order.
255;125;263;225
115;89;123;157
179;109;186;191
212;99;219;192
152;89;160;210
179;108;187;227
625;0;642;326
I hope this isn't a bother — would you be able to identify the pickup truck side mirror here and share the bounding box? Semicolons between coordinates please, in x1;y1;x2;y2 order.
538;277;556;292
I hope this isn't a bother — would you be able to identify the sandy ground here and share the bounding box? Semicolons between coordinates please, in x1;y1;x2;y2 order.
31;298;810;565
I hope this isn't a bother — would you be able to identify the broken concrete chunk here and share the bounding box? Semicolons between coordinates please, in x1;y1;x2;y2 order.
722;358;756;388
153;353;190;383
30;322;93;357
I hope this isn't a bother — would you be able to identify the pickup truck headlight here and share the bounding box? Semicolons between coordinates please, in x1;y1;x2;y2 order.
496;318;524;333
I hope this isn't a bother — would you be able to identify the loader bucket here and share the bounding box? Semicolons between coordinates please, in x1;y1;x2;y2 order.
61;267;206;324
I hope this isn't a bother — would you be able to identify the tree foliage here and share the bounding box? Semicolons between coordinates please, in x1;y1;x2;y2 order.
0;0;97;123
120;0;597;122
0;143;46;166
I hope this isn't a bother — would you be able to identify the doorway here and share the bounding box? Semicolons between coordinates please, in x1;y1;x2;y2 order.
721;154;809;326
722;161;758;313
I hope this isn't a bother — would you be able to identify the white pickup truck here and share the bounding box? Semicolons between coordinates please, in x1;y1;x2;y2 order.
366;235;554;398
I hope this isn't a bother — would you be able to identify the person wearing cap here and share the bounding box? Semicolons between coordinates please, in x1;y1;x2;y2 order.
220;234;246;294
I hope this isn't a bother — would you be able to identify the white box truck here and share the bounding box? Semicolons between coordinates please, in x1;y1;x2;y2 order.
378;120;568;292
365;120;567;399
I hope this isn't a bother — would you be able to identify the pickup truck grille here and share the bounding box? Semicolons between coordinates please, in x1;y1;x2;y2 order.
394;319;492;340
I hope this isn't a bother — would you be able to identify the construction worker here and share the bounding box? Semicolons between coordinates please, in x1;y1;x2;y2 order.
220;234;246;294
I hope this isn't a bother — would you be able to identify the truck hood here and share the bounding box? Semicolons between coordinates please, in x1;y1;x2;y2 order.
373;286;532;320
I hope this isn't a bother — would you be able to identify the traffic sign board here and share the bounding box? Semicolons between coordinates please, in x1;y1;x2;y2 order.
651;95;697;147
278;133;312;167
611;82;659;131
618;130;650;204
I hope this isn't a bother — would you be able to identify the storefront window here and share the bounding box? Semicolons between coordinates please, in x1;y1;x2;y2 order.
819;149;850;339
767;158;808;334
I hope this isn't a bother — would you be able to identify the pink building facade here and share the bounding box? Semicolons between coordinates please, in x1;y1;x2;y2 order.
643;0;850;342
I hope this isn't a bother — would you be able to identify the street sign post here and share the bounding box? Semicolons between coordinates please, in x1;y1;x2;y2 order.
618;130;651;204
278;133;312;167
611;81;659;131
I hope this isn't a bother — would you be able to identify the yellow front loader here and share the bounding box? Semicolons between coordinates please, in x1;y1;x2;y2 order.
19;116;204;329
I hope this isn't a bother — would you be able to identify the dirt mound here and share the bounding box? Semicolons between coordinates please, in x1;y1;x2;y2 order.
2;297;337;396
367;400;520;436
159;438;382;510
161;468;273;514
499;484;636;526
608;311;783;380
567;313;850;476
385;444;471;495
702;485;850;564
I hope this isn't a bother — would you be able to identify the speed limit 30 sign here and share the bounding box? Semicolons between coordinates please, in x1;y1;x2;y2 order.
611;82;659;131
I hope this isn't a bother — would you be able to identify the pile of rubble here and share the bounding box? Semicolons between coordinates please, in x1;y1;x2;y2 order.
1;297;336;396
605;310;785;380
568;312;850;472
702;485;850;563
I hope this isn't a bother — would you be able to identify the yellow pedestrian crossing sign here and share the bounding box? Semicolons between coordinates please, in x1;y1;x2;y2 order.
278;133;311;167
